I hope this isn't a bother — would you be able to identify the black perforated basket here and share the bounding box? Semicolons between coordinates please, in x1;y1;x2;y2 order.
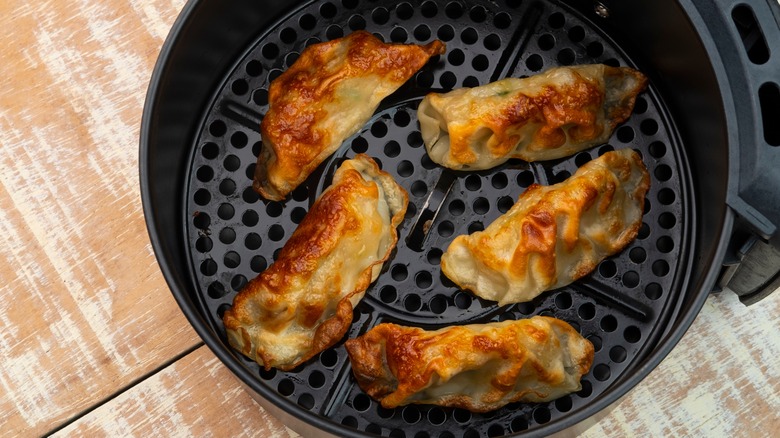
141;0;780;436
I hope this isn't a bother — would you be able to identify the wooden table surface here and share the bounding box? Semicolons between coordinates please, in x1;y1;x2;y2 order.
2;0;778;437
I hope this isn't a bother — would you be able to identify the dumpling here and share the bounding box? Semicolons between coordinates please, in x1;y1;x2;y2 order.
255;31;446;201
223;154;408;370
441;149;650;305
345;316;594;412
418;64;647;170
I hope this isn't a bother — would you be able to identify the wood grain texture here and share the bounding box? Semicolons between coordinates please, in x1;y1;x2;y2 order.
0;0;198;436
52;346;297;438
582;290;780;437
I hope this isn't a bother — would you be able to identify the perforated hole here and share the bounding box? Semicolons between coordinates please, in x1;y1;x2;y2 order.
548;12;565;28
659;212;676;229
231;275;247;291
193;189;210;206
484;34;501;51
657;236;674;253
557;48;575;65
416;70;435;88
218;203;235;220
578;380;593;398
440;71;457;89
327;24;345;40
653;260;670;276
538;33;555;51
380;285;397;303
472;54;489;71
319;349;338;368
629;247;647;263
438;221;454;237
465;174;482;191
391;27;408;42
599;260;617;278
245;233;262;251
209;120;227;137
445;1;464;19
429;295;447;314
195;236;212;253
349;14;366;30
587;335;601;352
461;27;478;45
454;292;472;309
201;142;219;159
353;393;371;411
384;140;401;157
526;54;544;71
463;75;479;87
494;11;512;28
253;89;268;106
193;212;210;229
578;302;596;320
415;271;433;289
473;197;490;214
533;407;551;424
655;164;672;182
276;379;295;397
447;199;465;216
610;346;627;363
638;222;651;239
511;417;528;433
372;7;390;25
201;259;217;276
437;24;454;41
208;282;226;299
593;364;611;381
658;188;676;205
622;271;639;288
617;126;635;143
413;24;431;41
497;196;514;213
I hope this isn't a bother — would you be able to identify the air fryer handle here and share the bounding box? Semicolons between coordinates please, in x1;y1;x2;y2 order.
705;0;780;304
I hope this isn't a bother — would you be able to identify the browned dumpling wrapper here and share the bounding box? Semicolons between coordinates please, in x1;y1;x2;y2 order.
223;154;408;370
345;316;594;412
255;31;446;201
418;64;647;170
441;149;650;305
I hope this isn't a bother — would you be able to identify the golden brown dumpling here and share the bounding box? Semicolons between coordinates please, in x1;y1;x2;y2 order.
255;31;446;201
441;149;650;305
223;154;408;370
345;316;594;412
418;64;647;170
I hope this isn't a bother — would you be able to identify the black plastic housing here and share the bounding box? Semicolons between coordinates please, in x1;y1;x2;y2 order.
140;0;780;436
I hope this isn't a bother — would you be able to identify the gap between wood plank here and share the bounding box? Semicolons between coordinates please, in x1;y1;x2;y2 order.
43;342;205;437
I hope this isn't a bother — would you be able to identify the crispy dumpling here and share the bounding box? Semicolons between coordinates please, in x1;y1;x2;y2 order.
441;149;650;305
345;316;594;412
223;154;408;370
255;31;446;201
418;64;647;170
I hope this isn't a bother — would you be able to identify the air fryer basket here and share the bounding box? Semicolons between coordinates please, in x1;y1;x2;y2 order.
140;0;780;436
